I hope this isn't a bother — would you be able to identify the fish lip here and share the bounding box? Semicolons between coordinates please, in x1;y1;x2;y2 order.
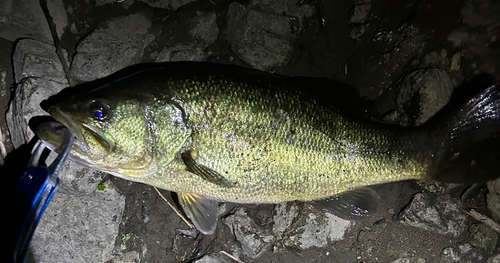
48;106;94;159
36;121;94;165
49;106;86;143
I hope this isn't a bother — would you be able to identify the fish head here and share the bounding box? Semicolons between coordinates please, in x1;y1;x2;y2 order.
37;89;191;180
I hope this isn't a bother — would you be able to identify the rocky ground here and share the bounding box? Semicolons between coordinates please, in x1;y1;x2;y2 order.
1;0;500;262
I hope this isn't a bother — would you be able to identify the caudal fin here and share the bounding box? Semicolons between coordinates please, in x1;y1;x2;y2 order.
426;84;500;184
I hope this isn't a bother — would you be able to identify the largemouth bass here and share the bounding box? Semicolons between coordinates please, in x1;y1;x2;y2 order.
36;62;500;234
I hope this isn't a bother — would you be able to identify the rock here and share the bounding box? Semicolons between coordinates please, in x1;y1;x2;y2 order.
47;0;69;38
450;52;462;71
71;14;155;82
447;29;469;47
272;202;299;240
273;203;351;250
155;44;206;62
31;178;126;263
469;223;498;255
12;39;68;84
461;0;500;27
488;254;500;263
224;207;275;259
350;24;366;39
415;181;460;194
285;211;351;250
419;50;450;69
350;4;371;23
138;0;198;10
441;247;461;262
175;228;198;239
189;12;219;47
440;243;486;263
393;68;454;126
0;0;67;42
226;2;298;71
487;178;500;222
194;253;235;263
398;191;468;237
207;55;234;65
249;0;315;27
6;78;68;148
108;251;142;263
389;258;426;263
57;162;108;194
95;0;120;6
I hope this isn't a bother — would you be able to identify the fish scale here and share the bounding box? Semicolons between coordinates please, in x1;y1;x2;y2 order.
156;75;428;202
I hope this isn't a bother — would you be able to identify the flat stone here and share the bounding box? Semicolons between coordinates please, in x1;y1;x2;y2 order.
389;258;426;263
0;0;67;42
487;178;500;222
6;78;68;148
138;0;198;10
155;44;206;62
462;0;500;27
399;192;468;237
272;202;299;240
488;254;500;263
224;207;275;259
469;223;498;255
31;178;125;263
189;12;219;46
12;39;68;84
71;13;155;82
226;2;297;71
249;0;315;26
194;253;235;263
273;203;351;250
284;211;351;250
350;4;371;23
440;243;486;263
393;68;454;126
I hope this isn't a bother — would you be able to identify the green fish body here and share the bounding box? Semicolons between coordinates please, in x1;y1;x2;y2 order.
37;62;500;234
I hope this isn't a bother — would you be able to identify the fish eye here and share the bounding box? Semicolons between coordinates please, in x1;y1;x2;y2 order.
89;100;111;121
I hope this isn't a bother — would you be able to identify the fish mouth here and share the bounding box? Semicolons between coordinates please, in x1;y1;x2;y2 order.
48;106;85;144
42;106;115;164
36;121;92;165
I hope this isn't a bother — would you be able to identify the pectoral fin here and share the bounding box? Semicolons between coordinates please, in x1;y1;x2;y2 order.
181;151;234;187
179;193;219;235
312;187;379;221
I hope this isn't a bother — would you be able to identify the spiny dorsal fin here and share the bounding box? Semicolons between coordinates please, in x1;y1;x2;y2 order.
178;193;219;235
181;151;235;187
312;187;379;220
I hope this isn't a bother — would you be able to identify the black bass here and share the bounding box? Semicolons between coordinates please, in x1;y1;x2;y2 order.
36;62;500;234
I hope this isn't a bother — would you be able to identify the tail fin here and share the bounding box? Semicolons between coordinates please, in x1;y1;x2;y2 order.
425;83;500;184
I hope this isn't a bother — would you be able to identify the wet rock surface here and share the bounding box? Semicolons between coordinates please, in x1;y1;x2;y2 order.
391;68;455;126
398;191;468;237
30;175;125;263
469;223;499;255
6;78;67;148
0;0;67;42
488;178;500;222
226;2;300;71
71;13;155;82
1;0;500;262
440;243;486;263
224;207;275;259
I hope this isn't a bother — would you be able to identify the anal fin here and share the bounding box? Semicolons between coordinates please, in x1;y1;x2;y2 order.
312;187;379;221
179;193;219;235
